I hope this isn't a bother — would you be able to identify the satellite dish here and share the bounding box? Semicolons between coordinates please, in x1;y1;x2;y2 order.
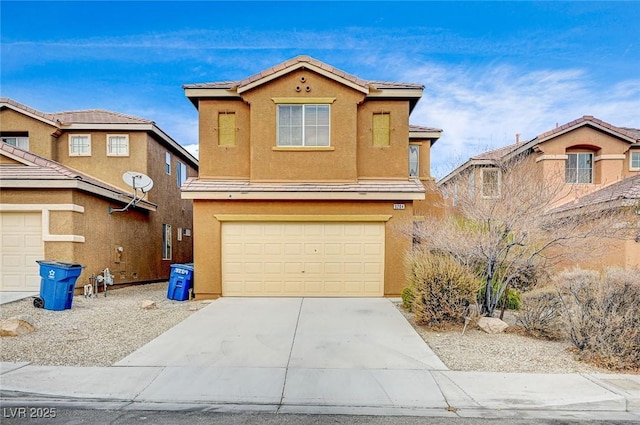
122;171;154;193
110;172;154;214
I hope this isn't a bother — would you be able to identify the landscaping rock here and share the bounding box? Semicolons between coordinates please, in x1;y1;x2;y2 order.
477;317;509;334
141;300;157;310
0;318;36;337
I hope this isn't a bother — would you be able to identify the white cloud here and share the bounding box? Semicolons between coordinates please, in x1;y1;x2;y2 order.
401;62;640;179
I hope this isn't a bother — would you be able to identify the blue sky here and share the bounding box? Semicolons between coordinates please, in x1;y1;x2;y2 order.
2;1;639;177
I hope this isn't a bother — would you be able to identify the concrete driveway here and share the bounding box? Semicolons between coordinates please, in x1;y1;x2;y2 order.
115;297;448;408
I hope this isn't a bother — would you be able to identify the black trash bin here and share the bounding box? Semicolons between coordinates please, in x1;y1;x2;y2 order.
167;263;194;301
35;261;84;311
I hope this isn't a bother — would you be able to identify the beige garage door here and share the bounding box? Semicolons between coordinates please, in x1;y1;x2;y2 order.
222;222;385;296
0;212;43;291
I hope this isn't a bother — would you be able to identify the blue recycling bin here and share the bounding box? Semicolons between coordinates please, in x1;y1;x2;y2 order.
35;261;84;311
167;263;194;301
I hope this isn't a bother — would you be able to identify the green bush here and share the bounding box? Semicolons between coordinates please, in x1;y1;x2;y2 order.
556;268;640;371
517;287;563;339
477;286;522;311
401;287;414;310
405;250;479;326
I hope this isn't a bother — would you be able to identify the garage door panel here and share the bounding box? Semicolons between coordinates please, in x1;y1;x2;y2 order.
221;222;384;297
1;212;43;291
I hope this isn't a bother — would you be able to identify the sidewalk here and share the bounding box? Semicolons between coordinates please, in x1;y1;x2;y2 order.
1;361;639;420
1;297;639;420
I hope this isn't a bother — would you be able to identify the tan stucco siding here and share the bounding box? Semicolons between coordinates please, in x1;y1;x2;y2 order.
536;128;636;205
356;101;410;179
198;99;251;179
56;131;149;193
242;69;365;182
192;200;415;299
0;108;58;159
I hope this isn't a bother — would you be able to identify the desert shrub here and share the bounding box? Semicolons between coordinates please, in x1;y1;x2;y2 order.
556;268;640;371
517;287;563;339
401;287;414;310
478;285;522;311
405;249;479;326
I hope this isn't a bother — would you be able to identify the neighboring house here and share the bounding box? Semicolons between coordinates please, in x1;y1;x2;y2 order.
0;98;198;292
438;115;640;269
182;55;442;298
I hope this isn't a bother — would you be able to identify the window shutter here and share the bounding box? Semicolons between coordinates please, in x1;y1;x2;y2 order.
372;113;390;147
219;113;236;146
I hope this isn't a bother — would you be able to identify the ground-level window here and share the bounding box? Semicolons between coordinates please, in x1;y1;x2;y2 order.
565;153;593;183
69;134;91;156
630;151;640;171
277;104;330;147
107;134;129;156
409;145;419;177
162;224;172;260
481;168;501;198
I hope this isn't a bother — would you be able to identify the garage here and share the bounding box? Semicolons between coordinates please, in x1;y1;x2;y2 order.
221;222;385;296
0;212;43;291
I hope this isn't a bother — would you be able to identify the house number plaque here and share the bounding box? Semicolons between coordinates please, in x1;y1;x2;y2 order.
393;204;406;210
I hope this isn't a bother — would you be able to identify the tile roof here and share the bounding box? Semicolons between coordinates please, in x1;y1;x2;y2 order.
183;55;424;91
182;179;426;194
52;110;152;125
0;142;155;207
410;125;443;133
538;116;639;142
550;175;640;214
1;97;153;125
0;97;59;124
472;142;523;160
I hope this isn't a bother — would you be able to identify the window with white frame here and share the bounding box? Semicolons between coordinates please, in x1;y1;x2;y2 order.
162;224;172;260
277;104;330;147
481;168;501;198
1;134;29;150
630;151;640;171
107;134;129;156
176;161;187;187
69;134;91;156
165;152;171;175
409;145;420;177
565;153;593;183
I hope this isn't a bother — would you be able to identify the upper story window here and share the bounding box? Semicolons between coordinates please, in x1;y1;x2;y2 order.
481;168;501;198
565;152;593;183
277;104;330;147
409;145;419;177
107;134;129;156
1;133;29;150
69;134;91;156
176;161;187;187
630;151;640;171
165;152;171;175
372;112;390;147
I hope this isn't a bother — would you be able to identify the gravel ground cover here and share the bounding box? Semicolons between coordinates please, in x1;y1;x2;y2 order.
0;282;200;366
394;302;610;374
0;286;617;373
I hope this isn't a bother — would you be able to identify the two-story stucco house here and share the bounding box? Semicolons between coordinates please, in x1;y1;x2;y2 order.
438;116;640;269
0;98;198;292
182;56;442;299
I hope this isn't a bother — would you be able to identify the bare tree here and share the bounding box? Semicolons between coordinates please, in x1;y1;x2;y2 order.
411;157;635;317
